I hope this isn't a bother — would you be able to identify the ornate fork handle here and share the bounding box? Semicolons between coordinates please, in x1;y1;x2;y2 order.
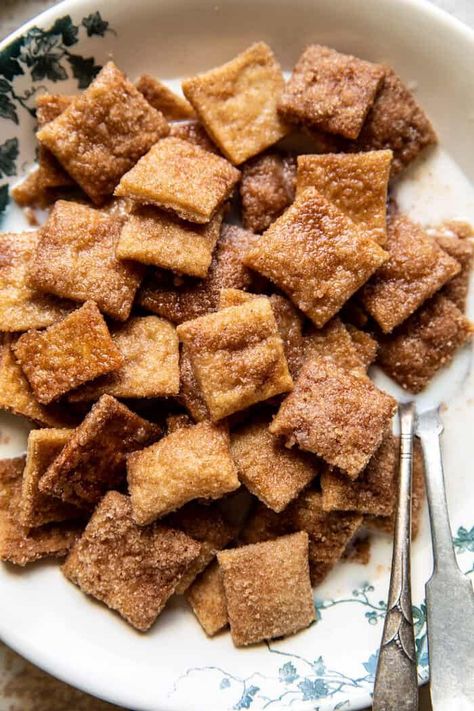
372;402;418;711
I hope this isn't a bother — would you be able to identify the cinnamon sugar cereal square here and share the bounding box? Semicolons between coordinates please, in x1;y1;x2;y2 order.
296;150;392;244
39;394;159;510
36;62;169;204
434;231;474;311
13;302;123;405
244;189;388;327
177;298;293;420
0;231;73;331
179;345;210;421
115;137;240;223
278;45;384;139
303;318;367;375
361;215;461;333
36;94;76;191
166;413;194;434
62;491;200;631
29;200;143;321
321;433;397;516
240;152;296;233
127;422;239;524
269;357;396;478
136;74;195;120
169;121;220;154
117;206;223;278
186;560;228;636
346;324;378;369
69;316;179;401
377;294;472;392
351;68;437;177
230;415;318;512
307;550;335;587
182;42;288;165
218;531;315;646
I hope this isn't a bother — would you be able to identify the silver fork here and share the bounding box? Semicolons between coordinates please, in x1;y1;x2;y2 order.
373;344;474;710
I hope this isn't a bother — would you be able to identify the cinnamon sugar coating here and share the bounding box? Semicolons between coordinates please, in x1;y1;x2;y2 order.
303;318;367;375
182;42;288;165
13;302;123;405
29;200;143;321
115;137;240;223
377;294;472;392
434;231;474;311
169;120;220;154
218;532;315;646
186;560;228;636
35;94;76;191
244;188;388;327
269;357;396;478
166;413;194;434
278;45;384;139
127;422;239;524
240;152;296;233
36;62;169;204
39;394;160;509
62;491;200;631
346;324;378;368
178;345;210;421
136;74;195;119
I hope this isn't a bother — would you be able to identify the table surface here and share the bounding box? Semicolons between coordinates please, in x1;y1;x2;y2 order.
0;0;472;709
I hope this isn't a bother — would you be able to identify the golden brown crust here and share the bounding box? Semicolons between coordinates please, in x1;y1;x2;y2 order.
185;560;228;636
434;232;474;311
166;413;194;434
136;74;195;120
62;491;201;631
240;152;296;233
36;94;77;126
346;324;378;368
303;317;367;375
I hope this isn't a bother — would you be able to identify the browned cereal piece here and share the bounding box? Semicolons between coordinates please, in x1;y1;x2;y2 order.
377;294;472;393
218;531;315;646
321;433;397;516
36;95;77;191
361;215;460;333
185;560;228;636
230;416;318;512
136;74;195;119
346;324;378;368
296;151;392;245
341;534;371;564
182;42;288;165
244;188;388;327
29;200;143;321
127;422;239;524
351;68;437;177
0;457;81;566
303;318;366;374
11;170;48;209
278;45;384;139
307;549;335;587
36;94;76;126
434;233;474;311
179;345;210;421
270;357;396;478
117;206;223;278
438;221;474;240
68;316;179;401
36;62;169;204
166;413;194;433
62;491;200;631
39;394;159;509
115;137;240;223
139;224;257;323
177;298;293;421
0;231;73;331
240;152;296;233
13;302;123;405
169;120;220;154
238;502;288;545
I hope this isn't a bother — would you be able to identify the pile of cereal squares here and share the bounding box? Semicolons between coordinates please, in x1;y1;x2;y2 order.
0;41;472;646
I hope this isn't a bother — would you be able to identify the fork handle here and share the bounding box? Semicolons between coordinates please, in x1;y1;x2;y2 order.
373;402;418;711
417;408;474;711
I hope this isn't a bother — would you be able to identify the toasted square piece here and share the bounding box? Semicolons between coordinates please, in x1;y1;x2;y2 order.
321;433;397;516
169;120;220;154
127;422;239;524
177;298;293;420
0;231;73;331
346;324;378;369
36;94;76;126
29;200;143;321
240;152;296;233
278;45;384;139
434;231;474;311
377;294;472;393
140;224;258;324
179;345;210;421
136;74;195;119
186;560;228;636
303;318;367;375
351;68;437;177
166;413;194;434
244;189;388;327
36;94;76;191
361;215;461;333
36;62;169;204
182;42;288;165
218;531;315;646
69;316;179;401
117;206;223;278
39;394;159;509
13;302;123;405
296;151;392;245
115;137;240;223
307;551;335;587
269;357;396;478
230;416;318;512
0;457;81;566
62;491;200;631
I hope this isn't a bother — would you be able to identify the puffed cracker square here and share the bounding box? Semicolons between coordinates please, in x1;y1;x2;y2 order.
186;560;228;636
240;152;296;233
136;74;195;119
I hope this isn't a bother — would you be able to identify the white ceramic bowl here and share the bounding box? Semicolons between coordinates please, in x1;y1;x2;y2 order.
0;1;473;709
